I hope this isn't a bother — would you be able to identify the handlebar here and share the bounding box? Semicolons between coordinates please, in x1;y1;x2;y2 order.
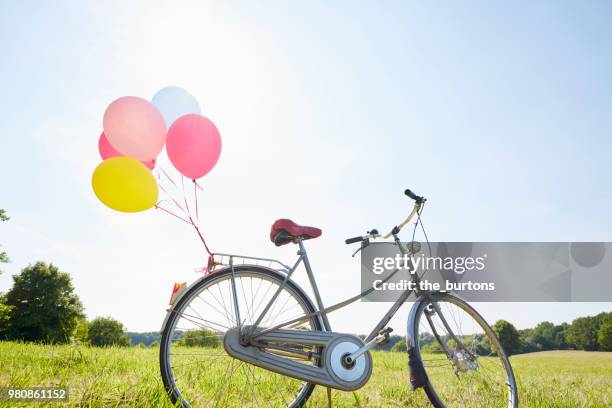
345;228;379;245
404;189;425;204
345;236;364;244
345;188;426;244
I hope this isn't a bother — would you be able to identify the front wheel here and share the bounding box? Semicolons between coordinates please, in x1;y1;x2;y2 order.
410;293;518;408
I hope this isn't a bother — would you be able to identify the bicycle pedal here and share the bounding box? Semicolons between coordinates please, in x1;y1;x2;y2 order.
377;337;390;347
375;327;393;346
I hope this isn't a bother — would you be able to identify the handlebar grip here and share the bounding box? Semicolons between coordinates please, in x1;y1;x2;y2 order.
404;189;424;203
345;236;363;245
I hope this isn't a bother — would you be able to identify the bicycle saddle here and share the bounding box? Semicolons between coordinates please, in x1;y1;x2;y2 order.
270;219;322;246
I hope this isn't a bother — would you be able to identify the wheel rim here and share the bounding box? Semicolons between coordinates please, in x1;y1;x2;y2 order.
161;269;320;408
415;295;517;408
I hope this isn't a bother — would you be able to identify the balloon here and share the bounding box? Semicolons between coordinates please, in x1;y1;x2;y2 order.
166;114;222;179
92;157;158;212
103;96;166;161
152;86;201;128
98;132;155;170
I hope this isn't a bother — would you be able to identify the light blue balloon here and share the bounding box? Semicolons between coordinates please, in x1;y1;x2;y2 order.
152;86;202;128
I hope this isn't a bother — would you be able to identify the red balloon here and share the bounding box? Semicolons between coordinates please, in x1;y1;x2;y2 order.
166;114;221;179
98;132;155;170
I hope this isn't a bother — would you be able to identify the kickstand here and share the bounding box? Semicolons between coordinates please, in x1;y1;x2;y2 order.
327;387;332;407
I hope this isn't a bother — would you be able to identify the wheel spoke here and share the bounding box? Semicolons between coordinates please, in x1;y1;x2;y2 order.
414;295;516;407
161;269;319;407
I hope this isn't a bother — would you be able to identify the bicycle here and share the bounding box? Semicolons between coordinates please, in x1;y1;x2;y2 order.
159;189;518;407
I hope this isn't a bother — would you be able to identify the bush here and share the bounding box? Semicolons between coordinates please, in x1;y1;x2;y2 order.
127;331;161;346
392;340;407;352
88;317;130;347
422;341;445;354
0;300;13;337
178;328;221;347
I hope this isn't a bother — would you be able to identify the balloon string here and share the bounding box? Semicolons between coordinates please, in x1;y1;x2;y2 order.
159;166;178;188
157;175;213;257
155;204;192;225
189;216;213;256
181;176;191;216
155;167;185;212
157;182;186;212
194;180;203;191
193;180;199;220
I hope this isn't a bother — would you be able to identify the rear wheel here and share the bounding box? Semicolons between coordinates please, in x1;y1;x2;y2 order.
160;266;322;407
412;293;518;408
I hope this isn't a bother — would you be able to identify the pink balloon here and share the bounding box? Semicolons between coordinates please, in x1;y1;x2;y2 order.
166;114;222;179
98;132;155;170
103;96;166;161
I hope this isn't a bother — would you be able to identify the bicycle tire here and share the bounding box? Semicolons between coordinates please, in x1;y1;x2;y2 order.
159;265;323;408
410;292;518;408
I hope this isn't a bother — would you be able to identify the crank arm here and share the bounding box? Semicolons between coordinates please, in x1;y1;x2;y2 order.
345;327;393;364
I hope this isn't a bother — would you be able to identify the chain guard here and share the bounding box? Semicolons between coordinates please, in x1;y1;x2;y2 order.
223;327;372;391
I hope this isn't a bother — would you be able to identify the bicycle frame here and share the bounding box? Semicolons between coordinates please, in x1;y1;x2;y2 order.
220;230;424;344
210;196;466;357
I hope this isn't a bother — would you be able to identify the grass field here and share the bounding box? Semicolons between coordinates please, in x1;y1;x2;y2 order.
0;342;610;407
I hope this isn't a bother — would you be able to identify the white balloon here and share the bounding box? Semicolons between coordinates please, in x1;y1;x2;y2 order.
152;86;202;128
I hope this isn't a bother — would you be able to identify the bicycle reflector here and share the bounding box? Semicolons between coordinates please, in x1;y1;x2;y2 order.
169;282;187;305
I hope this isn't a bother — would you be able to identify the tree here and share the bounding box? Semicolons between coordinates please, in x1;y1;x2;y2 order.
532;321;556;350
0;209;9;273
520;322;569;352
493;320;522;356
74;318;89;345
88;317;130;347
598;323;612;351
4;262;84;343
594;312;612;330
179;328;221;347
519;328;540;353
553;323;570;350
566;316;599;351
392;340;407;352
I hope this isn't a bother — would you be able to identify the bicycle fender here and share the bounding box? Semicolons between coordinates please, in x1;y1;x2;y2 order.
406;299;429;389
159;265;325;334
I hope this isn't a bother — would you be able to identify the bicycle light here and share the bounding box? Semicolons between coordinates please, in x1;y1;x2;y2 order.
407;241;421;254
168;282;187;305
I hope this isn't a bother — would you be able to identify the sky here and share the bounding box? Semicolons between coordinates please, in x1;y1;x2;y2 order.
1;1;611;334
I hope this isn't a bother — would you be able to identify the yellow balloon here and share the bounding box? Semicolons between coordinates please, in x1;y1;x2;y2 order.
92;157;158;212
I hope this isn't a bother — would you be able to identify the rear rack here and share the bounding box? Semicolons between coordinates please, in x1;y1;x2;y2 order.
206;253;292;275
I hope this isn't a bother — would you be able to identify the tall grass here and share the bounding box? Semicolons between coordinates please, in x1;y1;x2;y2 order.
0;342;609;407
